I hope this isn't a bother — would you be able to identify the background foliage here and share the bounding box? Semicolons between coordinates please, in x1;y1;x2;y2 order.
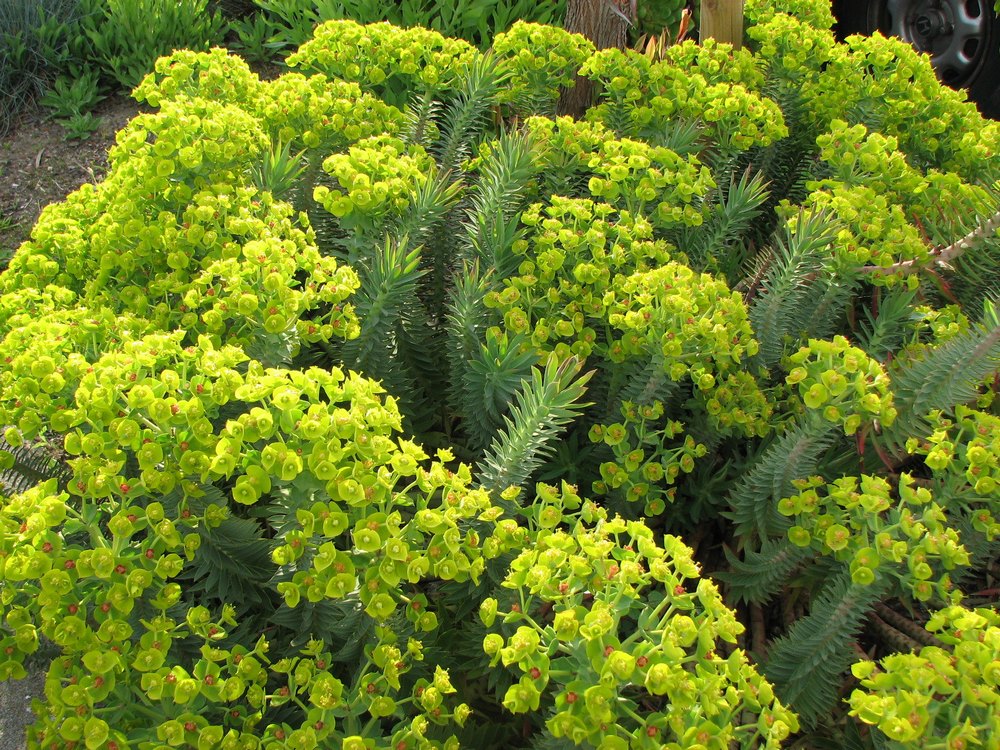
0;0;224;137
0;0;686;138
0;0;94;135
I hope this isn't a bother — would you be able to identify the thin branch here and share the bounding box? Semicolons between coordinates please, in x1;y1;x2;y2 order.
859;206;1000;276
873;602;942;648
849;640;872;663
736;246;771;303
868;612;921;653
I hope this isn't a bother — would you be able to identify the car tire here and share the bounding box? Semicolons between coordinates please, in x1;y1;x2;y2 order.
833;0;1000;117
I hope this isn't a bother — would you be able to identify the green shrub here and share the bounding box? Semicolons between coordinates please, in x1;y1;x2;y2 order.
245;0;567;56
0;0;228;134
230;10;276;64
39;68;105;120
0;0;95;135
1;3;999;749
82;0;228;90
637;0;688;36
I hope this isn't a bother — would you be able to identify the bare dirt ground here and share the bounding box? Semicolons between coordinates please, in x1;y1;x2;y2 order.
0;95;144;262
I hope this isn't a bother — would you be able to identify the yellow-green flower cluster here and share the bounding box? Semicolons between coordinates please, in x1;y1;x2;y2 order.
660;38;767;90
492;22;595;115
0;308;154;440
785;336;897;433
589;401;706;516
744;0;835;29
0;48;390;356
133;47;261;111
0;37;526;748
604;263;773;436
750;12;999;176
580;47;788;152
588;137;713;228
816;121;993;227
779;474;969;599
484;197;672;359
801;120;991;278
815;121;925;196
527;116;715;228
0;284;79;335
694;369;776;438
907;406;1000;515
110;95;268;196
314;136;433;224
812;35;1000;176
607;263;761;374
797;184;927;278
288;19;479;93
523;115;608;162
257;74;405;151
2;177;359;350
747;12;837;85
523;116;614;196
244;400;502;619
486;195;772;436
849;605;1000;745
913;305;972;343
134;48;406;153
0;318;512;748
480;495;798;749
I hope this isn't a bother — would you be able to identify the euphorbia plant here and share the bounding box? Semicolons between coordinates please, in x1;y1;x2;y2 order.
1;2;999;749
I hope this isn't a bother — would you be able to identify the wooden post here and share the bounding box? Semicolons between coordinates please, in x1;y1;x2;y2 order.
699;0;744;49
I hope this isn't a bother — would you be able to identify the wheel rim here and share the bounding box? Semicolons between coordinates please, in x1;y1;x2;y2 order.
883;0;991;85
